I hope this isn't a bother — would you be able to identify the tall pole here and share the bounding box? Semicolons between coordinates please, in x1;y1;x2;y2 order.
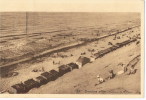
26;12;28;36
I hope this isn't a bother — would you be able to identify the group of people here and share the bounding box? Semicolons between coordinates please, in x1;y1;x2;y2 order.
96;64;137;85
96;69;115;85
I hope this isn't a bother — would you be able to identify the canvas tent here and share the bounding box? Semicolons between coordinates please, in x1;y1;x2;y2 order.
76;56;90;68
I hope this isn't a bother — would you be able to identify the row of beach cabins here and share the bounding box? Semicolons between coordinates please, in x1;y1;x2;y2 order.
3;38;137;94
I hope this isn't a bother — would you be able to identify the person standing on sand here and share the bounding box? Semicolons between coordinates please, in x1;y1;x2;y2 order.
119;63;127;73
122;66;127;73
53;61;55;65
108;70;115;79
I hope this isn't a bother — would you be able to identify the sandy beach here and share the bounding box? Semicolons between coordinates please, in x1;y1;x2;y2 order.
0;12;141;94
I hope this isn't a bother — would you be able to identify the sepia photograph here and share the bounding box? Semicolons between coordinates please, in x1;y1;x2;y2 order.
0;0;144;98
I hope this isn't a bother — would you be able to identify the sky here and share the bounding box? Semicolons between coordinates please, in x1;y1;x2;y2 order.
0;0;144;12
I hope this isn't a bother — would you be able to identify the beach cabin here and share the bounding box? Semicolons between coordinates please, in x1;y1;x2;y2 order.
9;83;26;94
23;79;40;92
76;56;90;68
41;72;53;82
58;65;72;76
34;76;48;86
67;62;79;70
49;69;59;80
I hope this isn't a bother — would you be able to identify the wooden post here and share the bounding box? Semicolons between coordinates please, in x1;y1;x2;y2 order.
26;12;28;37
